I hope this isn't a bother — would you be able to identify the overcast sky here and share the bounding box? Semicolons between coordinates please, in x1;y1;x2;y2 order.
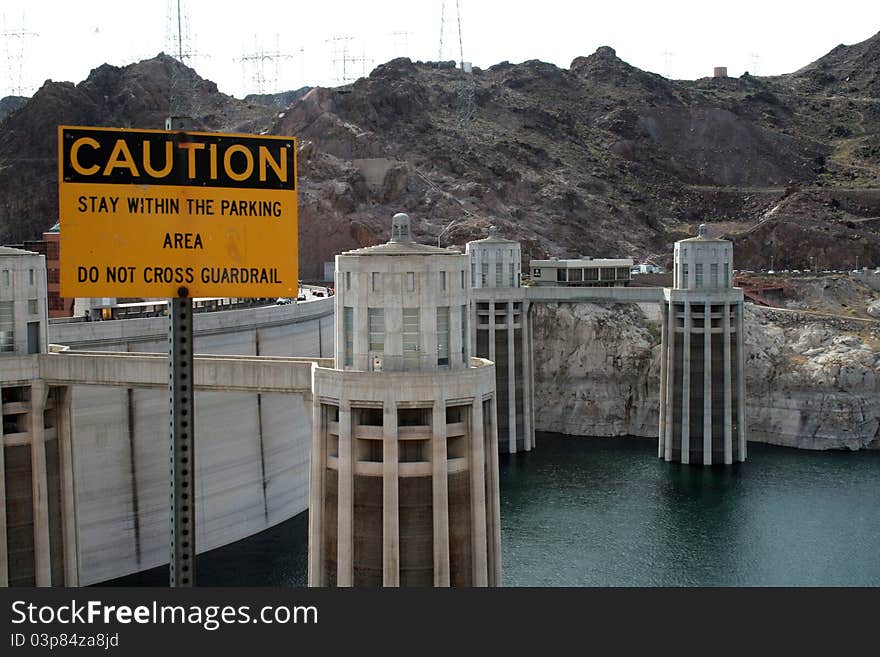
2;0;878;99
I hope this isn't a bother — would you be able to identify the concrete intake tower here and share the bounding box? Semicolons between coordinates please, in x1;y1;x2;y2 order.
658;225;747;465
466;227;534;453
308;213;501;586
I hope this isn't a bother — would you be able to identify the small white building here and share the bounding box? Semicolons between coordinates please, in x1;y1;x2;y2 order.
529;256;633;287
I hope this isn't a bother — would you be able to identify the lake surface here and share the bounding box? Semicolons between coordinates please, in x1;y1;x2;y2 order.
107;434;880;587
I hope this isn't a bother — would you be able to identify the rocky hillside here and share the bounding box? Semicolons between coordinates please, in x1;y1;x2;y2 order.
2;33;880;277
0;54;278;246
0;96;27;121
532;302;880;450
244;87;311;110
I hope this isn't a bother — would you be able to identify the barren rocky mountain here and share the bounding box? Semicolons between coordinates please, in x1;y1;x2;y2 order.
1;33;879;277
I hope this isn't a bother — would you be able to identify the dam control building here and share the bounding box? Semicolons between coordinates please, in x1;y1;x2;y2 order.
658;225;747;465
309;213;502;587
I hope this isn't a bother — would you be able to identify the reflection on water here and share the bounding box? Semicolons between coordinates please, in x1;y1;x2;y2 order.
105;434;880;587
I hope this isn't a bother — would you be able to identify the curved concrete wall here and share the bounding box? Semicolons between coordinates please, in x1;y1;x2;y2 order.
50;299;334;356
47;298;334;584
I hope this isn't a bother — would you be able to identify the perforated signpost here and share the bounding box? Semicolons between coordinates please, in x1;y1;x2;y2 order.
58;126;298;586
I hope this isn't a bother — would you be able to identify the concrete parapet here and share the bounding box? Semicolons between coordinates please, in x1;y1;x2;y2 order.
39;352;323;394
49;297;334;352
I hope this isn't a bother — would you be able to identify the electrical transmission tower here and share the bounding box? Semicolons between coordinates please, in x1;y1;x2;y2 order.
389;31;411;59
2;11;38;96
661;50;676;79
749;52;761;76
237;34;298;96
165;0;208;120
438;0;467;66
327;35;373;84
438;1;475;131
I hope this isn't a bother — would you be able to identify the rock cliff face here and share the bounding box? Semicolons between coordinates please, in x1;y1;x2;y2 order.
745;307;880;450
532;302;880;450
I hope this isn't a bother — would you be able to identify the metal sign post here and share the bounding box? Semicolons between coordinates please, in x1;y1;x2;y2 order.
169;289;194;586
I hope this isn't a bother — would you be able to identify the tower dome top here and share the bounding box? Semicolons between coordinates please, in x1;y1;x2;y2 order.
390;213;412;243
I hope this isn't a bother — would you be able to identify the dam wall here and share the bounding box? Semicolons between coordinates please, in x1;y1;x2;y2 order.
47;298;334;584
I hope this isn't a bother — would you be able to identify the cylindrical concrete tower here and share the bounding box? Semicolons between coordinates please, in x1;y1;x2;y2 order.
465;228;534;453
309;213;502;587
658;224;747;465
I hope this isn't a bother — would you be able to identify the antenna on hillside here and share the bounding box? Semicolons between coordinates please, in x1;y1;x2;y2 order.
2;10;38;96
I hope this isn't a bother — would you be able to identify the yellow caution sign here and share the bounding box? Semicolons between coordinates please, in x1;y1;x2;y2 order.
58;126;297;298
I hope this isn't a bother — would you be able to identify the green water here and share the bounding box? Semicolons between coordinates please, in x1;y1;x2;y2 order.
108;435;880;587
501;435;880;586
